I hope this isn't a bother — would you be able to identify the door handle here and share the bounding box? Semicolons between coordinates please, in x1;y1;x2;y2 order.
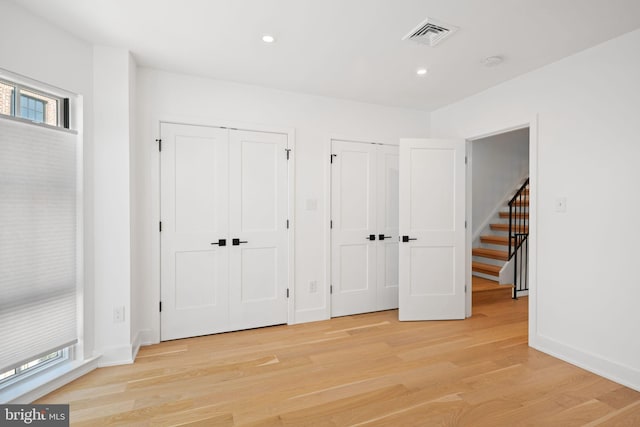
232;238;248;246
379;234;391;240
366;234;376;241
210;239;226;246
402;236;417;242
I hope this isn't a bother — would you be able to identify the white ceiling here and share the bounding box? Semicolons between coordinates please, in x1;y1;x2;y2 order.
11;0;640;111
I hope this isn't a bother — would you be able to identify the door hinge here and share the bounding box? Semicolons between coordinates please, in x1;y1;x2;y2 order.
159;221;162;232
465;156;468;165
330;285;333;294
330;220;333;229
159;301;162;312
286;219;290;229
465;285;467;293
330;154;337;163
156;138;162;152
465;220;467;229
286;288;290;298
285;148;291;160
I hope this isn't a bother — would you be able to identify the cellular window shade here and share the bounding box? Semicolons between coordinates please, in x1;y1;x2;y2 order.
0;118;78;373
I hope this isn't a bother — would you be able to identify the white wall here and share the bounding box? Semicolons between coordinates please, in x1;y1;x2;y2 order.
472;128;529;237
0;0;95;360
432;29;640;391
92;47;134;365
135;68;430;339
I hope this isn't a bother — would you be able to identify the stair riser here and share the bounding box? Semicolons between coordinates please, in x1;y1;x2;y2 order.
473;271;501;281
472;252;508;261
472;256;504;267
480;243;511;251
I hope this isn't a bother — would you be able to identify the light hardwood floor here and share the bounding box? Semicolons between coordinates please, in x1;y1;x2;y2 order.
38;296;640;426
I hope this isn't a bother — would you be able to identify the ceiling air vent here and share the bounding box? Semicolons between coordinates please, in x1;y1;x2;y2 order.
402;17;458;47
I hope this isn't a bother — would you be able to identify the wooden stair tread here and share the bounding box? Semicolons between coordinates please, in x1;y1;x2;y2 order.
472;248;508;261
472;277;513;293
512;199;529;206
472;261;501;275
480;235;514;246
490;223;529;233
499;212;529;219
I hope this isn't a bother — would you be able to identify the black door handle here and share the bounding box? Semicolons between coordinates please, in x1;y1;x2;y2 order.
232;238;248;246
210;239;226;246
402;236;417;242
366;234;376;241
379;234;391;240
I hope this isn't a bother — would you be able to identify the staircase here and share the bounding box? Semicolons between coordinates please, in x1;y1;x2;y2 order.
472;180;529;297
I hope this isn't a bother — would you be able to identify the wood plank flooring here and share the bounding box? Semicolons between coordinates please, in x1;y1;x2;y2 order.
37;297;640;426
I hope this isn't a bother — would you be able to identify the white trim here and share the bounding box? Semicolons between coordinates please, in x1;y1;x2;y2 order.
321;136;333;322
286;130;296;325
151;117;296;341
326;134;397;146
294;308;329;324
533;335;640;392
465;140;472;317
130;329;154;361
0;356;100;404
98;345;135;367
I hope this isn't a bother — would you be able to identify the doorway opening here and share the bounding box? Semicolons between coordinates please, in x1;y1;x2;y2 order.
467;126;531;312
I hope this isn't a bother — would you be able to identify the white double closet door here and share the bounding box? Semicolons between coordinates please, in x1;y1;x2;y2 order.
160;123;289;341
331;140;399;317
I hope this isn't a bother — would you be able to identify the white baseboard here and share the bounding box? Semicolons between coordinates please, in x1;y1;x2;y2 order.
97;344;134;367
131;329;156;361
294;308;329;324
1;356;100;404
533;334;640;392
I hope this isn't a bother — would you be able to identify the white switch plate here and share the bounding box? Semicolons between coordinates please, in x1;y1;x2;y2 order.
306;199;318;211
555;197;567;213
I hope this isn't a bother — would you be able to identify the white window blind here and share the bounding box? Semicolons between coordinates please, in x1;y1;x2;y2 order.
0;117;78;374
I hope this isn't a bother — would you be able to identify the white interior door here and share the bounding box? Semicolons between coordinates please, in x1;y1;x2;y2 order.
398;138;466;321
376;144;399;310
331;141;399;316
160;123;230;340
229;130;289;330
161;124;289;341
331;140;377;316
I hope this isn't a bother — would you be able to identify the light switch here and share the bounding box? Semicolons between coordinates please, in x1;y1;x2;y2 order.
555;197;567;213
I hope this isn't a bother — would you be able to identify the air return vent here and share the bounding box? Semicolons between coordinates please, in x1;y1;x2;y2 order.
402;17;458;47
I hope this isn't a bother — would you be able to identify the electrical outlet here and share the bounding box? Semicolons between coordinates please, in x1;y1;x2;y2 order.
113;306;125;323
309;281;318;293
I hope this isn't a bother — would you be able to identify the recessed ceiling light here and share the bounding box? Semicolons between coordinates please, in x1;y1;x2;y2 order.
482;55;504;67
262;35;275;44
416;68;428;76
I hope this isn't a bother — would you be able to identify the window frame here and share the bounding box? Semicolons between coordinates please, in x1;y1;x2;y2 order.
0;348;71;388
0;78;67;129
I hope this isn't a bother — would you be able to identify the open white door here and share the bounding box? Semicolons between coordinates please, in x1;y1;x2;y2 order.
398;138;466;321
